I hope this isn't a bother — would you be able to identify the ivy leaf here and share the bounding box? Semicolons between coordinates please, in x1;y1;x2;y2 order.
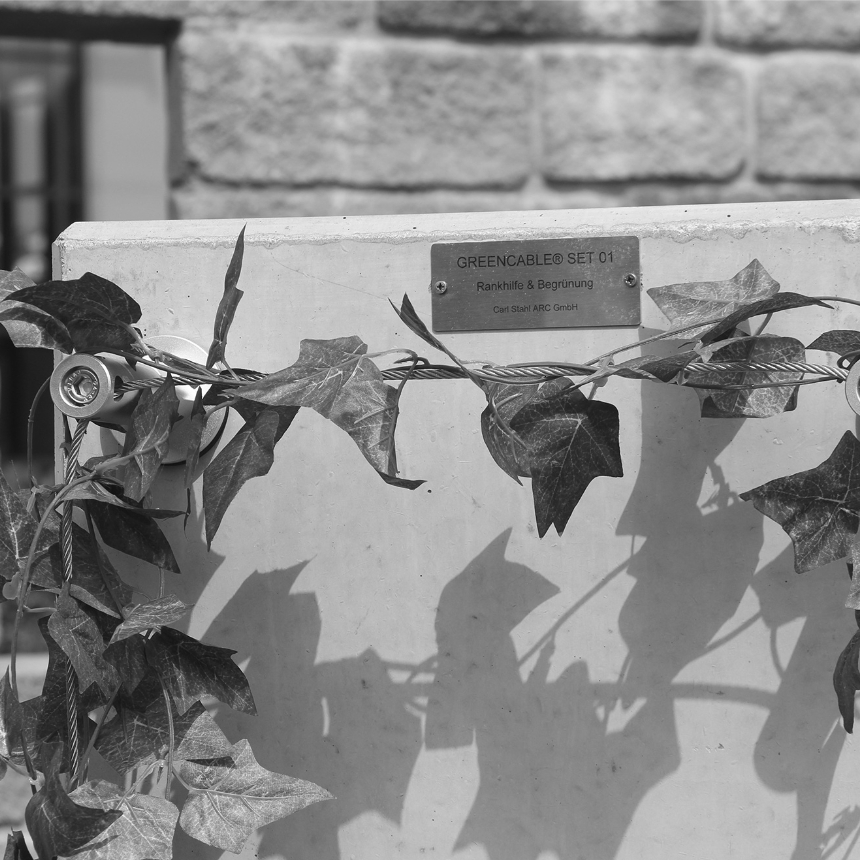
47;593;119;697
807;330;860;357
834;629;860;733
648;259;780;337
235;336;373;412
64;781;178;860
88;501;181;574
121;379;181;502
61;481;138;508
0;269;73;352
7;272;142;353
202;405;297;547
25;744;122;860
184;389;208;492
3;831;32;860
686;335;805;418
0;467;52;579
109;596;191;644
0;669;42;771
96;698;232;776
0;670;22;777
390;294;448;352
377;471;425;490
233;337;418;484
699;293;831;346
177;738;332;854
0;472;59;579
103;635;149;698
510;383;623;538
30;524;132;618
207;226;245;369
7;272;141;325
326;357;401;476
390;295;480;386
481;381;567;483
36;620;101;769
145;627;256;716
741;431;860;573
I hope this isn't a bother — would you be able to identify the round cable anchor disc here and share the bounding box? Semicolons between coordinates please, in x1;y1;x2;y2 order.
845;361;860;417
108;335;228;465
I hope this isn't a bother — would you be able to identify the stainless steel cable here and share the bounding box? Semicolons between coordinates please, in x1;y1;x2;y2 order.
111;359;849;392
61;418;88;778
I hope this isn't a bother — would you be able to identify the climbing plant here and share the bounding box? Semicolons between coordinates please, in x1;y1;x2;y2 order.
0;227;860;857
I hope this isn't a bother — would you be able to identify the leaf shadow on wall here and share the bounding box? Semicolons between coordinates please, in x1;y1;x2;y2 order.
174;560;424;860
750;548;860;860
613;354;859;860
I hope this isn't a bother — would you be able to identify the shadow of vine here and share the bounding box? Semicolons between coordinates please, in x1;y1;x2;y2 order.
171;348;860;860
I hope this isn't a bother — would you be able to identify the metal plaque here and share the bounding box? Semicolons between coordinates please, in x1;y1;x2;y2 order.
431;236;640;332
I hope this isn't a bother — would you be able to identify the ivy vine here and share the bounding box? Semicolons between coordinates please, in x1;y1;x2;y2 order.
0;227;859;857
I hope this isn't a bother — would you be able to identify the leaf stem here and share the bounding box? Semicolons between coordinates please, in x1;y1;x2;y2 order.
103;349;224;387
160;683;175;801
586;312;735;366
82;502;129;619
74;682;122;786
386;355;419;475
26;377;50;487
11;473;93;699
817;296;860;309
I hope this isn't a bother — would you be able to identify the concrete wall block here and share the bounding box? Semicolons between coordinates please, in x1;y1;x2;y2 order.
541;48;746;182
717;0;860;49
182;34;532;188
378;0;703;41
758;56;860;180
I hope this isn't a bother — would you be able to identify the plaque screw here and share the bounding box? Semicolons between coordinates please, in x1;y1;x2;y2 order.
433;280;448;295
624;273;638;288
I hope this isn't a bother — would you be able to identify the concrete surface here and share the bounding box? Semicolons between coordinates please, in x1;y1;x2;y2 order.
50;200;860;860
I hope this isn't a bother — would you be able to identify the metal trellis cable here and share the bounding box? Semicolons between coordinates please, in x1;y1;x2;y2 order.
112;359;849;392
61;417;89;779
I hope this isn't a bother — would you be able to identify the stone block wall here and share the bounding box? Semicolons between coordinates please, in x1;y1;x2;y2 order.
5;0;860;217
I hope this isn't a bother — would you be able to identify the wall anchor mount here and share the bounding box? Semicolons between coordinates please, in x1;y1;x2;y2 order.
49;335;228;465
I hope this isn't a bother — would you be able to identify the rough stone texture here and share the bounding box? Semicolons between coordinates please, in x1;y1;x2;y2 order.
378;0;703;41
181;33;341;184
173;176;860;221
0;0;182;17
182;1;371;30
717;0;860;49
758;56;860;180
0;0;370;27
541;48;746;182
337;43;531;188
182;34;532;188
6;0;860;224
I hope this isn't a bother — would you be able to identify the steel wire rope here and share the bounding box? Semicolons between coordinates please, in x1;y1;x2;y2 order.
111;359;849;392
61;418;89;779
